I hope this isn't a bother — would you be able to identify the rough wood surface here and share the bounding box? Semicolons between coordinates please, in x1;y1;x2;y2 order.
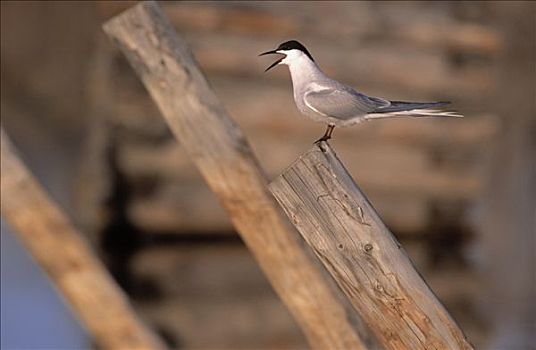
0;129;165;350
102;2;370;348
270;142;474;350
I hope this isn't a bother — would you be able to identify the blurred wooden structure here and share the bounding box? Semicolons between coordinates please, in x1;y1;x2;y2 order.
84;2;499;348
103;2;368;349
271;142;472;349
102;2;475;349
0;129;165;350
82;2;500;237
3;1;531;349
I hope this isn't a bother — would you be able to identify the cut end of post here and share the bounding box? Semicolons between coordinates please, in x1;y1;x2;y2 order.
102;1;157;34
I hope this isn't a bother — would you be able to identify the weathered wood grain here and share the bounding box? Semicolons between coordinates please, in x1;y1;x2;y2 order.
103;2;370;348
0;129;165;350
269;142;474;350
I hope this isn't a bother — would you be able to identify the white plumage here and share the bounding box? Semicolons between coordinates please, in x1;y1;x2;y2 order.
261;40;463;141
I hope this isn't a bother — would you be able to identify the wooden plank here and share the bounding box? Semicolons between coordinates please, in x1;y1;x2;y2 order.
102;2;370;349
0;129;165;350
118;136;483;200
127;184;232;234
191;33;493;98
207;78;498;146
269;142;473;350
127;187;429;235
96;2;503;54
131;245;308;348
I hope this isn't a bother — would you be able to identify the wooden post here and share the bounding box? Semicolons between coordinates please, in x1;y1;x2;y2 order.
0;129;165;350
270;142;474;350
102;2;369;349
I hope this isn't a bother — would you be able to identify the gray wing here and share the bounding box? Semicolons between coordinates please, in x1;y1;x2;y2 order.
304;85;390;120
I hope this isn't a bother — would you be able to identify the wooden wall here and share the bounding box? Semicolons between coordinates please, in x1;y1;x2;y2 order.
3;1;532;349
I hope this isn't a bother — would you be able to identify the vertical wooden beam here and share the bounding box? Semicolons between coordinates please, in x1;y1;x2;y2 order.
102;2;369;348
0;129;165;350
270;142;474;350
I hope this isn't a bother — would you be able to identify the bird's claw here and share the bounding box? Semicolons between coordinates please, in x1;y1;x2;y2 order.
314;136;331;144
314;137;330;152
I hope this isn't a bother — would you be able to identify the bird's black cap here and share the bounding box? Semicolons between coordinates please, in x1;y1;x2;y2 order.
259;40;315;72
276;40;314;62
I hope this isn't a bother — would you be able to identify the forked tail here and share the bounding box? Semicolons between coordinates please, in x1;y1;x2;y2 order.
365;101;463;120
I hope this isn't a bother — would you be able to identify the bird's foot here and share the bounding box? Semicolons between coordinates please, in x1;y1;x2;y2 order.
314;125;334;151
313;135;331;144
314;136;331;152
315;125;335;145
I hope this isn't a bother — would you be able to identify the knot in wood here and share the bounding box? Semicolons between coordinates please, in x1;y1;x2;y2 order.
290;213;300;225
375;282;384;292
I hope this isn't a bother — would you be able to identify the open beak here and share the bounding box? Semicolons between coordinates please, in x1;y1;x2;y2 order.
259;50;285;72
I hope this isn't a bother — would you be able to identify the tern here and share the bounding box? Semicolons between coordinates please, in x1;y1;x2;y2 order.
260;40;462;143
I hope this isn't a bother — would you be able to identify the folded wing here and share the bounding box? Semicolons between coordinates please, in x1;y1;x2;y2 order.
304;87;390;120
304;86;463;121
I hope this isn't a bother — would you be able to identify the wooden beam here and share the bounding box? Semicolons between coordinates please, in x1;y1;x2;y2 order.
269;142;474;350
102;2;370;348
0;129;165;350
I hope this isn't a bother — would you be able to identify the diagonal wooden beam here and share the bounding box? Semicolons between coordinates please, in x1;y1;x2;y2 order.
0;128;165;350
102;2;370;348
270;142;474;350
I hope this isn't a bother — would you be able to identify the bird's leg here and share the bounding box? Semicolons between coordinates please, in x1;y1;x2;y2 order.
314;124;335;144
326;124;335;138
